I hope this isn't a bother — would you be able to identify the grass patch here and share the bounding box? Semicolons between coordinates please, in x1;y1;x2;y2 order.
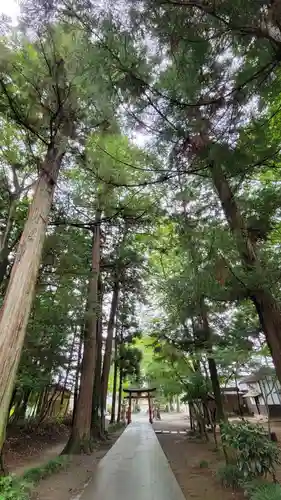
23;456;69;484
0;456;70;500
0;475;31;500
216;463;244;489
246;481;281;500
108;422;125;433
199;460;209;469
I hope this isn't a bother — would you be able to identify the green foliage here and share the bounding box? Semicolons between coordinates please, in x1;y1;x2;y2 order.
0;475;31;500
216;463;244;489
243;479;270;497
182;371;211;403
118;344;142;382
141;338;186;400
199;460;209;469
221;422;280;480
22;456;69;484
248;483;281;500
3;0;281;468
0;457;69;500
108;422;125;433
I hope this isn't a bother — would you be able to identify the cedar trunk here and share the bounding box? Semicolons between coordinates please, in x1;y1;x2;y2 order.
91;299;103;438
100;280;119;427
64;222;100;453
72;325;83;426
0;199;16;286
200;299;225;422
0;146;64;453
60;327;76;410
210;162;281;383
117;367;123;423
110;338;119;424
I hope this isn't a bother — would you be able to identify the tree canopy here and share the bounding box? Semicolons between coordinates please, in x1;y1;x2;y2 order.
1;0;281;462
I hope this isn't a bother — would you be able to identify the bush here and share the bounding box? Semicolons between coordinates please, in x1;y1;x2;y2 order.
23;456;69;484
243;478;268;496
199;460;209;468
108;422;125;433
0;457;69;500
220;421;280;481
217;463;244;489
249;482;281;500
0;475;31;500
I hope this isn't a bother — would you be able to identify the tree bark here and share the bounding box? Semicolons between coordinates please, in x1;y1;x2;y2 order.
91;282;103;439
210;161;281;383
63;221;100;453
17;388;31;421
100;279;119;429
73;325;83;425
200;298;225;422
117;366;123;423
60;327;76;411
0;145;65;453
0;198;17;286
110;337;119;424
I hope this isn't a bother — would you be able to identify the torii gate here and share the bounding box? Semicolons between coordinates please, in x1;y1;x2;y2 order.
123;387;156;424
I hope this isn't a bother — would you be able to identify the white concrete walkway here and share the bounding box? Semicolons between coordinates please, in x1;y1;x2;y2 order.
79;422;186;500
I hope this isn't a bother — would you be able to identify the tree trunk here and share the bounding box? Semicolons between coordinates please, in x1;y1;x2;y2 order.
0;146;64;453
100;279;119;430
117;366;123;423
0;198;16;286
210;161;281;383
17;388;31;421
72;325;83;425
200;297;225;422
91;289;103;439
35;388;46;418
63;221;100;454
60;327;76;411
110;338;119;424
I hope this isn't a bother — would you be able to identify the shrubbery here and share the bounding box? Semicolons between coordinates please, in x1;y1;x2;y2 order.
245;481;281;500
0;475;31;500
217;463;244;489
220;421;280;481
217;421;281;500
0;456;69;500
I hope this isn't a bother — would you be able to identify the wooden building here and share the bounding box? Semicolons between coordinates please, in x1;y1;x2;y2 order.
240;367;281;418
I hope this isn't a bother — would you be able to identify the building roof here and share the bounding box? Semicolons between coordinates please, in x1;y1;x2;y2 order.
240;366;275;384
221;387;246;395
242;389;261;398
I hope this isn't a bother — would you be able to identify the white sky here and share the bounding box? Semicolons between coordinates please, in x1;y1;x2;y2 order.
0;0;20;23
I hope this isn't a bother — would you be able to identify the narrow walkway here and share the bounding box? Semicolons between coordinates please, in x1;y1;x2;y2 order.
79;422;186;500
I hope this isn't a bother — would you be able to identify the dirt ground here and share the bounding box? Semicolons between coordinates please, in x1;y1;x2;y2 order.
154;413;281;500
157;432;243;500
6;413;281;500
4;421;69;474
32;430;123;500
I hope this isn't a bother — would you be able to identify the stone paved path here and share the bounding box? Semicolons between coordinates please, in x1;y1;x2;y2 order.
78;422;186;500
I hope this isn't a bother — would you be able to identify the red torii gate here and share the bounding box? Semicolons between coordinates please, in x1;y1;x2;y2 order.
123;387;156;424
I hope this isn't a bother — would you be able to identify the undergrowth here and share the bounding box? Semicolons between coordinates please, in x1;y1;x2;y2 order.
217;463;244;489
245;480;281;500
0;475;31;500
22;456;69;483
108;422;125;433
0;456;69;500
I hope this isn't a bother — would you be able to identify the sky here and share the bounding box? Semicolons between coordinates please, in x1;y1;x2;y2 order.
0;0;20;23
